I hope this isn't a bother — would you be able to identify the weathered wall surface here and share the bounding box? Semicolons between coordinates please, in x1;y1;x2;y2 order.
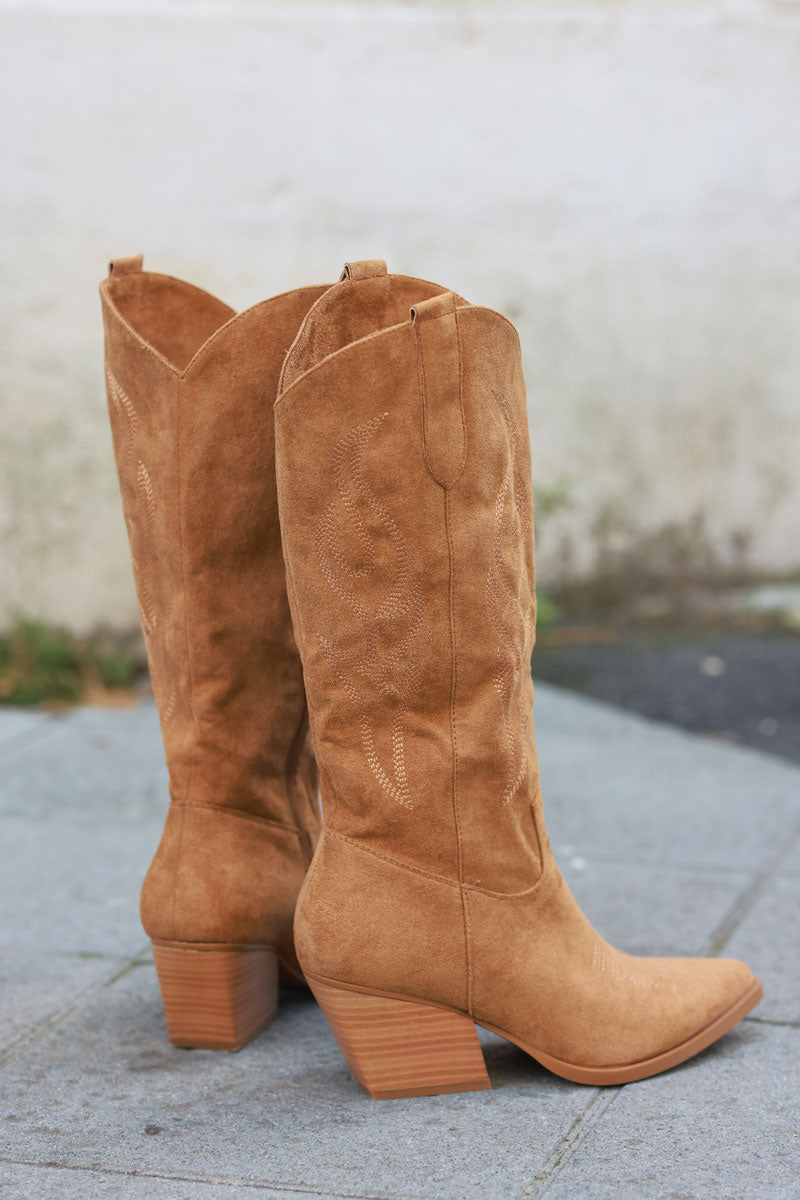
1;0;799;630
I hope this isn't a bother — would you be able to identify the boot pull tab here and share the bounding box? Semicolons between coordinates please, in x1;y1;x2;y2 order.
339;259;387;282
108;255;144;277
411;292;467;490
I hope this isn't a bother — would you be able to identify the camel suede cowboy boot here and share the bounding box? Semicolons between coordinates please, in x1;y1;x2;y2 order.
100;256;326;1050
274;259;762;1098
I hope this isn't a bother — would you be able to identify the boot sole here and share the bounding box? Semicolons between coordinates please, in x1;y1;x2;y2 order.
307;971;763;1098
152;940;279;1051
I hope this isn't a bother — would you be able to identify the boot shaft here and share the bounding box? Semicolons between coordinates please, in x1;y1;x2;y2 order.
275;263;543;892
100;257;325;836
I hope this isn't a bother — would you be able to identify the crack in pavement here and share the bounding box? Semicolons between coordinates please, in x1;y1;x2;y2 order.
706;811;800;956
0;1157;405;1200
0;946;151;1070
520;1087;623;1198
520;793;800;1194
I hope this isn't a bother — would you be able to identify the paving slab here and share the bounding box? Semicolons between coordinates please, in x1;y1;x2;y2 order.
0;963;592;1200
0;1161;330;1200
543;1021;800;1200
778;834;800;877
0;951;130;1058
0;709;51;753
1;705;167;958
0;690;797;1199
2;812;157;956
537;685;800;874
723;873;800;1024
559;858;751;957
0;704;168;826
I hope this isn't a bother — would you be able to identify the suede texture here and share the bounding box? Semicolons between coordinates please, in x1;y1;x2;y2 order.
275;264;755;1068
100;259;325;973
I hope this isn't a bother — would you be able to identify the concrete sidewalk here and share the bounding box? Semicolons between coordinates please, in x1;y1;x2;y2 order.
1;687;798;1199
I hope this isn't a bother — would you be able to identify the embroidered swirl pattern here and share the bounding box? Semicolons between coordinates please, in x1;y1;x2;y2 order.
106;367;176;723
315;411;422;808
485;389;535;806
592;938;677;993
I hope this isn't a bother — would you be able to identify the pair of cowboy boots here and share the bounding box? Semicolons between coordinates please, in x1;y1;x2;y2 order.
100;256;761;1099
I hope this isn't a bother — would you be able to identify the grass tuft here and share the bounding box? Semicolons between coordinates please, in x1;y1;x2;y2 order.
0;619;142;707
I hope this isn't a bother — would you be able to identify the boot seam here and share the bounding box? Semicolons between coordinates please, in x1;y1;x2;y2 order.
324;826;554;901
168;800;308;839
325;827;462;890
283;697;315;864
185;284;330;381
100;276;331;382
276;305;520;408
100;274;231;377
415;299;468;490
278;274;467;401
172;371;200;937
275;418;337;831
443;486;472;1017
272;466;329;828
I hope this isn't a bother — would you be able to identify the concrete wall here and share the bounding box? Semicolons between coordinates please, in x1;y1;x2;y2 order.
2;0;799;630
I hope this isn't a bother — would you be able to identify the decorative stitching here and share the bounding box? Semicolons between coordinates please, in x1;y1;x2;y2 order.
485;389;535;806
131;556;157;635
105;368;176;728
137;460;156;525
315;412;422;809
161;684;177;723
106;367;138;468
591;937;678;993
